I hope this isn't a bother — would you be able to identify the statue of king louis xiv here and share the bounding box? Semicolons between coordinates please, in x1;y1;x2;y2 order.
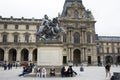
37;14;65;41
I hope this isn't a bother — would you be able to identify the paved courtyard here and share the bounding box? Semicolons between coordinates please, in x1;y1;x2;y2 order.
0;66;120;80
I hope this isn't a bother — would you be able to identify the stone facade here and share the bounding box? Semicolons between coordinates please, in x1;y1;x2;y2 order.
0;0;120;65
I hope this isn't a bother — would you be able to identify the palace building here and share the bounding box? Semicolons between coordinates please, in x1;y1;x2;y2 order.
0;0;120;65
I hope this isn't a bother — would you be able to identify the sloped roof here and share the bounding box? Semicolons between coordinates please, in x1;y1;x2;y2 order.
61;0;82;17
98;36;120;42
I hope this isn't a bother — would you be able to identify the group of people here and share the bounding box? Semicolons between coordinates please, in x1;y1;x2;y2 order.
35;65;77;78
18;65;78;78
36;66;55;78
36;67;47;78
61;66;77;77
18;62;112;78
2;62;19;70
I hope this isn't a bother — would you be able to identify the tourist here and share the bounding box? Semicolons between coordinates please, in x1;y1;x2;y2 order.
50;66;55;77
80;63;84;72
105;63;111;78
36;67;42;77
18;66;32;77
61;66;66;77
41;67;47;78
67;66;74;77
3;63;7;70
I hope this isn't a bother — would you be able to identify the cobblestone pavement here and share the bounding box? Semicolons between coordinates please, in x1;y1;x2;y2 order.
0;66;120;80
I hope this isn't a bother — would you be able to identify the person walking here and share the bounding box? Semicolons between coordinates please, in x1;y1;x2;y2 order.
105;63;111;78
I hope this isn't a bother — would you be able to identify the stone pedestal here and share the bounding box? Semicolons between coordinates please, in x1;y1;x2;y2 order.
37;41;63;66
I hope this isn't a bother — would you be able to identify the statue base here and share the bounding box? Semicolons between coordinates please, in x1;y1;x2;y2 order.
37;41;63;66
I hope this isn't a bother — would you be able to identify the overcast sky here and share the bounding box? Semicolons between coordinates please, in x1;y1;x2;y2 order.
0;0;120;36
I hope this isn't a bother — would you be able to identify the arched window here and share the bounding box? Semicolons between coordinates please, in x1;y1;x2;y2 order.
74;10;79;19
74;32;80;44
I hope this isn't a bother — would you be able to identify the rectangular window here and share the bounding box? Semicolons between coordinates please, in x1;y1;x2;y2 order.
87;34;91;43
97;48;99;54
15;25;18;29
63;34;66;42
25;35;29;42
3;35;7;43
14;35;18;43
26;25;29;30
117;48;120;53
107;47;109;53
4;24;7;29
36;25;39;32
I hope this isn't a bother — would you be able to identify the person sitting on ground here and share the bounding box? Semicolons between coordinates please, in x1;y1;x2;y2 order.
18;66;32;77
50;66;55;77
36;67;41;77
67;66;74;77
61;66;66;77
41;67;47;78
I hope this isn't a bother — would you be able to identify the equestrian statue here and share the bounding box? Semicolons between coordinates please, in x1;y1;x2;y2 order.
37;15;65;40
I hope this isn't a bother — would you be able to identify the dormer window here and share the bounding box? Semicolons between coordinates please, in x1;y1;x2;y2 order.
74;10;79;19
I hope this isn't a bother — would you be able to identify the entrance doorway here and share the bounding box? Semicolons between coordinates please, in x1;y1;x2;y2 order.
33;49;37;62
116;56;120;64
21;49;29;62
0;48;4;61
9;49;17;62
73;49;81;64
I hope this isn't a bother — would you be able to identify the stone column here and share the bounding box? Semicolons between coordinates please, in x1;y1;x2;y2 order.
70;30;72;43
81;31;84;43
91;34;93;43
67;29;71;43
69;48;72;62
85;32;87;43
92;46;97;65
82;48;85;62
101;55;104;65
84;48;86;61
82;47;87;62
4;49;9;62
29;50;33;62
17;49;21;62
71;48;74;62
113;55;116;64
